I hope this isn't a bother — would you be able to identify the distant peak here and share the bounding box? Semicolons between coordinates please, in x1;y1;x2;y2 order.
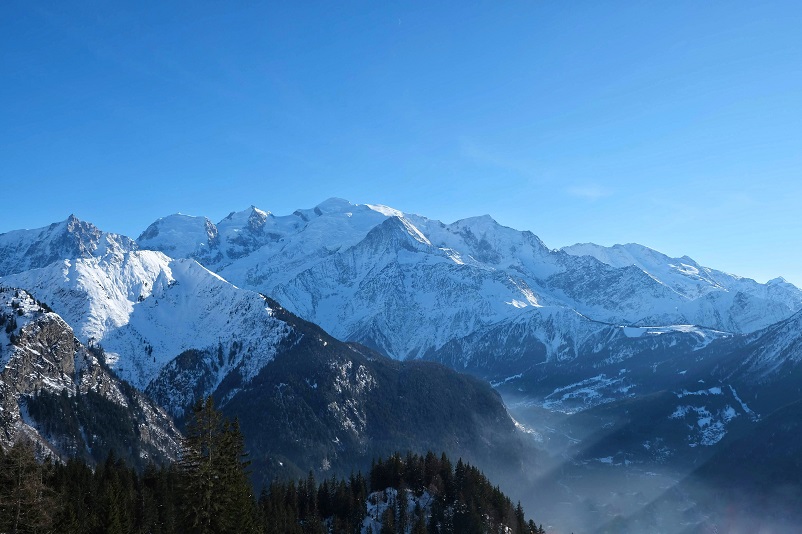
223;205;271;222
163;212;204;221
246;205;268;232
250;205;270;217
64;213;88;227
768;276;788;285
453;214;498;228
63;214;99;233
137;213;215;244
618;243;656;253
368;214;431;247
564;242;597;249
314;197;355;213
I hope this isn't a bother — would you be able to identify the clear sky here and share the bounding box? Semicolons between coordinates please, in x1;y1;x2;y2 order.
3;1;802;285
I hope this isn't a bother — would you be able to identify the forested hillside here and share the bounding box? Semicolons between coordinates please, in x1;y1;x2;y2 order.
0;398;544;534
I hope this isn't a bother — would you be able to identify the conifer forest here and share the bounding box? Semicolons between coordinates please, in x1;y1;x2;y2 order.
0;398;544;534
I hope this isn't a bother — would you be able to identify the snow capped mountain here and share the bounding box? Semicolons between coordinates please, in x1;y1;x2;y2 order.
137;199;394;276
135;199;802;367
2;250;173;345
4;200;801;419
1;250;293;413
729;307;802;379
563;242;727;299
137;213;219;261
4;200;802;529
0;219;536;483
218;298;535;486
0;215;136;276
563;242;802;312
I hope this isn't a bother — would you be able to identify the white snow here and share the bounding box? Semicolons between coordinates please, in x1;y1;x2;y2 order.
365;203;404;218
670;401;741;447
676;387;723;398
362;488;434;534
728;385;758;419
2;250;293;400
563;242;802;333
126;199;802;366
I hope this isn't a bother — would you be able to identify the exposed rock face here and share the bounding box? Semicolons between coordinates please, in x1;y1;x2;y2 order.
0;215;136;277
0;287;180;465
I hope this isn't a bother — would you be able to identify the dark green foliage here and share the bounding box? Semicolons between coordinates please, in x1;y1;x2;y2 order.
260;469;369;534
371;452;545;534
224;298;532;490
0;425;543;534
24;387;160;469
178;397;259;533
260;451;543;534
0;445;181;534
0;440;57;534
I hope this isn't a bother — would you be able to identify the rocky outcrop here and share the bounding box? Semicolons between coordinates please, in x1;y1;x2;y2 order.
0;287;180;466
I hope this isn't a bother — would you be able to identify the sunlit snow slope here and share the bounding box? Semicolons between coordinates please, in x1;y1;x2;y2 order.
137;199;802;363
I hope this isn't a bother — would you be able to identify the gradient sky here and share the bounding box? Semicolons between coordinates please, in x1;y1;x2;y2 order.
3;1;802;285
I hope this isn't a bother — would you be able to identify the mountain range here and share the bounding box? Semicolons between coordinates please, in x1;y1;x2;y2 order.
2;198;802;532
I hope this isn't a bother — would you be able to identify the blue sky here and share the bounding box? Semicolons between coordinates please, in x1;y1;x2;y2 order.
3;1;802;285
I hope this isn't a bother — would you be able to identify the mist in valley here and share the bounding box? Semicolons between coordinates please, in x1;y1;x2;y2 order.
495;393;802;534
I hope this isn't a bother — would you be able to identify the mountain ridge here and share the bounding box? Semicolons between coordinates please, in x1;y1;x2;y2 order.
130;199;802;366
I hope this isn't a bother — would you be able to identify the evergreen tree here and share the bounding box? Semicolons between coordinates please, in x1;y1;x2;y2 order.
0;440;57;534
380;503;396;534
178;396;258;534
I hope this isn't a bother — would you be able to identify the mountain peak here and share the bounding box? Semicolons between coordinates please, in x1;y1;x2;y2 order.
455;213;498;227
222;205;271;221
314;197;356;214
0;216;136;276
63;213;97;232
250;205;270;216
137;213;218;258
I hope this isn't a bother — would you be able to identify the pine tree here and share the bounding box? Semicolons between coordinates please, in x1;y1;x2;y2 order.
411;502;427;534
178;396;258;534
0;440;57;534
380;503;396;534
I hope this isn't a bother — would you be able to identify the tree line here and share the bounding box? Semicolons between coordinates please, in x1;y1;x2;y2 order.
0;397;544;533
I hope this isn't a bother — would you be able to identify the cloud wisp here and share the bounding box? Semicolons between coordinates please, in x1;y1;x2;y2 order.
566;184;612;200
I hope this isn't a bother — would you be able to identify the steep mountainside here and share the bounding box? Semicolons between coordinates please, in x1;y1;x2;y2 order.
0;215;136;276
563;242;800;304
135;199;802;367
0;245;537;485
734;308;802;377
2;250;293;413
0;287;180;467
217;299;537;486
